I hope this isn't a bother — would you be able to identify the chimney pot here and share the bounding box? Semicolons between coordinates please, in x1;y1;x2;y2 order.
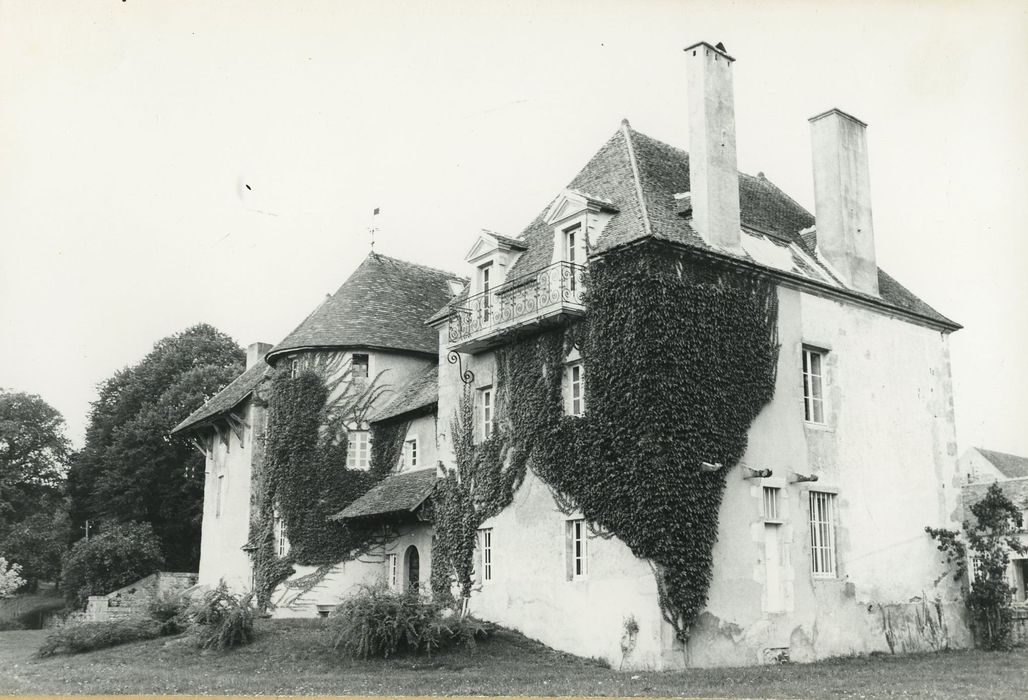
685;41;742;250
809;108;879;295
246;342;273;369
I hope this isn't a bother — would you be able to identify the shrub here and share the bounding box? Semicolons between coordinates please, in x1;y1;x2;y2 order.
37;617;162;657
61;522;165;609
0;557;26;598
0;618;27;631
328;585;487;659
185;583;256;650
148;592;189;636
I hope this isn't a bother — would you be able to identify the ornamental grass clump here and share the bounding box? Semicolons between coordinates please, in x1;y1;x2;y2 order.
186;583;256;650
329;584;486;659
37;617;162;657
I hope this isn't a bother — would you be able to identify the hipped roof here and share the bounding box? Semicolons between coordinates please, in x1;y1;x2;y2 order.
331;468;439;520
431;122;956;331
267;253;464;363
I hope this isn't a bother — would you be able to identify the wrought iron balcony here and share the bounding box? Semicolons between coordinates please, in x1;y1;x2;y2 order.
447;261;587;353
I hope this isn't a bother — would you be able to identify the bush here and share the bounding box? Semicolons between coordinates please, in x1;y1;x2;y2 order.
37;617;162;657
328;585;487;659
185;583;256;650
61;522;165;609
148;592;189;636
0;618;27;631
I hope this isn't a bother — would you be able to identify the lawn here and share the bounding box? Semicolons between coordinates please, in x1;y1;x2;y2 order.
0;618;1025;698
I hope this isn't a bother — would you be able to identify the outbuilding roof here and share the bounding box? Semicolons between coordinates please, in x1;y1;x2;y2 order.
368;365;438;423
171;361;270;435
267;253;464;363
331;468;439;520
976;448;1028;480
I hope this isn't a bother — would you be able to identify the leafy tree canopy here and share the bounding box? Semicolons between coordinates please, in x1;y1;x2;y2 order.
61;521;165;608
0;389;70;534
67;323;244;571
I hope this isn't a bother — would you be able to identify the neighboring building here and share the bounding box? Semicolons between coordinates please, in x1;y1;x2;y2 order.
958;448;1028;607
176;42;970;667
959;447;1028;484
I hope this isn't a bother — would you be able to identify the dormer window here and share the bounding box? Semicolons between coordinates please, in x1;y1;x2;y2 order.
479;263;493;322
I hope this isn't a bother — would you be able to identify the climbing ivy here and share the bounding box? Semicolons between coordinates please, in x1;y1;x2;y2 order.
248;355;396;611
432;241;780;640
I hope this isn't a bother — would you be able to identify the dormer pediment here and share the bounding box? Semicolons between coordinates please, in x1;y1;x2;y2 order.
544;189;619;226
464;229;527;264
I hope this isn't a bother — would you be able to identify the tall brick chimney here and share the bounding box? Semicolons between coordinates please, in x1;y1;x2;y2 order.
684;41;742;250
809;108;879;295
246;342;273;369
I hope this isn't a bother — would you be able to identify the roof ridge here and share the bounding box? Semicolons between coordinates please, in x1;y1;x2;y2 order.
978;446;1027;459
368;252;466;282
621;121;653;238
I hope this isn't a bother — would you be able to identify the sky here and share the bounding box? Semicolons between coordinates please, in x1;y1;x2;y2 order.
1;0;1025;455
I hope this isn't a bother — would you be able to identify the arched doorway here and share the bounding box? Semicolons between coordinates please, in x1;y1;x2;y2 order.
404;545;420;592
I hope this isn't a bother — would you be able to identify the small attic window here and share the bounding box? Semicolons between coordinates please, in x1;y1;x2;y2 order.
352;353;369;379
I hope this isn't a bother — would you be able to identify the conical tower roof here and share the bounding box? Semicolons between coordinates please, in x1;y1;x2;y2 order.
267;253;463;363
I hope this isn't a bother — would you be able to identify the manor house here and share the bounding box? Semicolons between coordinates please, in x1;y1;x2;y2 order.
173;42;969;668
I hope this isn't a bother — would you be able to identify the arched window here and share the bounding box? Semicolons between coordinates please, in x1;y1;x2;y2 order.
404;545;420;593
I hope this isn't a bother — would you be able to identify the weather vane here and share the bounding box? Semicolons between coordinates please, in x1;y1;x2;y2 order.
368;207;380;251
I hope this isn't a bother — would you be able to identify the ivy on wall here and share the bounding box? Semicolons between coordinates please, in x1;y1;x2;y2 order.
248;355;399;610
432;241;780;640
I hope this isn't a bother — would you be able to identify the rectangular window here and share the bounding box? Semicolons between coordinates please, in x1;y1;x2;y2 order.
274;512;289;557
763;486;781;521
404;438;418;468
290;357;301;379
387;553;398;590
351;353;369;380
567;362;585;416
566;519;588;580
809;491;837;578
802;347;825;424
564;225;579;265
481;388;493;440
479;263;492;322
216;475;225;517
346;431;370;469
480;528;493;583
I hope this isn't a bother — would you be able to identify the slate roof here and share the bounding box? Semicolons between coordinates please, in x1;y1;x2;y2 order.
431;122;956;331
267;253;464;363
368;365;438;423
977;448;1028;480
171;361;270;435
331;468;439;520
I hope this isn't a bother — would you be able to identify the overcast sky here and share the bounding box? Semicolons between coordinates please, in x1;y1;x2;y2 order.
1;0;1025;456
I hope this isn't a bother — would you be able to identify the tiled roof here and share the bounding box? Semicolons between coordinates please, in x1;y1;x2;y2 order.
171;361;270;435
977;448;1028;480
436;122;955;331
369;365;438;423
483;230;528;250
267;253;464;362
331;468;439;520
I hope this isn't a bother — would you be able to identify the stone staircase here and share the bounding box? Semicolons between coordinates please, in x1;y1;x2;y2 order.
79;572;198;622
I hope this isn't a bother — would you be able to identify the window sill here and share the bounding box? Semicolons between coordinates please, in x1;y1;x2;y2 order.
803;421;833;433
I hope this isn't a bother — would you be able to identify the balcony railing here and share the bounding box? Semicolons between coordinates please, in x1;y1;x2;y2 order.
448;261;587;351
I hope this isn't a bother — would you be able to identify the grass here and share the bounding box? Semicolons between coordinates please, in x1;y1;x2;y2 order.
0;618;1025;698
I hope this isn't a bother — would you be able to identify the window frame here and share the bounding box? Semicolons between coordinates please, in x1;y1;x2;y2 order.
566;361;585;417
404;438;419;468
351;353;370;380
763;486;782;523
273;511;289;557
808;490;837;579
480;387;493;440
802;346;827;425
346;430;370;469
566;518;589;581
387;553;398;590
479;528;493;584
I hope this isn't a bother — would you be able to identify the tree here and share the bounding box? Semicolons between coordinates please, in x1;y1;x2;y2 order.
0;556;25;598
61;521;165;608
0;390;70;534
0;509;72;590
927;482;1028;650
67;324;244;571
